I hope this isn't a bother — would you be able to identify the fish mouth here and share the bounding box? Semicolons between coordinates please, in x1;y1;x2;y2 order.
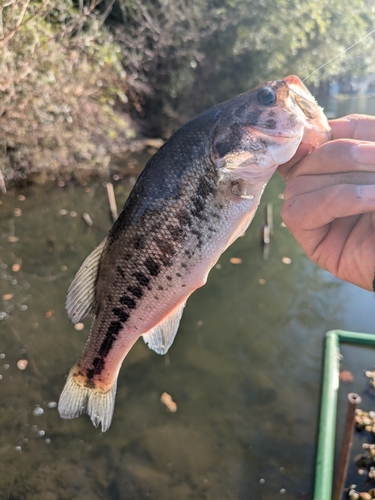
283;75;331;146
283;75;322;120
249;125;302;140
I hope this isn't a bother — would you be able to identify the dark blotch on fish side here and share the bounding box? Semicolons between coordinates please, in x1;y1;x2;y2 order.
177;210;192;228
113;307;130;322
119;295;136;309
191;229;203;247
87;321;123;378
166;276;172;281
133;271;150;287
196;176;215;199
155;238;176;257
190;196;206;219
167;224;184;241
84;378;96;389
133;234;146;250
87;357;105;380
144;257;161;277
117;266;125;278
127;285;143;298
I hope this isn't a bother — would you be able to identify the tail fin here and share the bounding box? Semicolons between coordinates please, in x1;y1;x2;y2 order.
58;370;117;432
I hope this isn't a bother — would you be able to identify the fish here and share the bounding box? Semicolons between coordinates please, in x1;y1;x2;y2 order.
58;75;331;431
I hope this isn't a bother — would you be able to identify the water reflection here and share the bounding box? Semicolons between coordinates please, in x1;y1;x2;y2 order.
0;138;375;499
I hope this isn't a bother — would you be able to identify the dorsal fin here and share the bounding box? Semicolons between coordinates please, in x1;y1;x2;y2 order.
142;301;186;355
66;238;107;324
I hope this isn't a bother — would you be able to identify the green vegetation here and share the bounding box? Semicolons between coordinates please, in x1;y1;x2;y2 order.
1;0;375;183
0;0;129;185
115;0;375;134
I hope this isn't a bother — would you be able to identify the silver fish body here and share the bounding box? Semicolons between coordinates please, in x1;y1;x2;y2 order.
59;76;330;431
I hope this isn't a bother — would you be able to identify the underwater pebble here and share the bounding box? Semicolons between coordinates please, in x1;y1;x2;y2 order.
70;211;77;217
113;174;120;181
0;312;6;320
260;478;265;484
258;279;266;285
229;257;242;264
215;264;221;269
82;213;93;226
45;439;51;444
17;360;28;370
0;353;5;359
160;392;177;413
3;364;9;370
47;401;57;409
44;310;54;318
280;222;287;227
58;209;68;215
74;323;84;331
15;446;21;452
33;406;44;416
197;320;203;328
60;265;68;271
11;263;21;272
2;293;13;301
17;195;26;201
282;257;292;265
280;488;286;494
359;493;372;500
7;236;19;243
13;208;22;217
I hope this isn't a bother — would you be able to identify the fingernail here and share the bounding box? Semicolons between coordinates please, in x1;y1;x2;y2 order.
353;143;375;164
359;185;375;201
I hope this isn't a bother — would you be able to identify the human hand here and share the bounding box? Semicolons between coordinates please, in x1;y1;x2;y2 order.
278;114;375;291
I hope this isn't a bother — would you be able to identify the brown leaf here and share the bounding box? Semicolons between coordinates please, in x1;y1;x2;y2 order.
340;370;354;382
230;257;243;264
160;392;177;413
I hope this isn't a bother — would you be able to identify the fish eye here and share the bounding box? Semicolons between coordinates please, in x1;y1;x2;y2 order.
257;88;276;106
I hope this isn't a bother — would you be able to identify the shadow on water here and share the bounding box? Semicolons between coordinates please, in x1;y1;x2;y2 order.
1;99;375;499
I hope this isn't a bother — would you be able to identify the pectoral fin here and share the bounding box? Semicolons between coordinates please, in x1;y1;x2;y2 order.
142;301;186;355
66;238;107;324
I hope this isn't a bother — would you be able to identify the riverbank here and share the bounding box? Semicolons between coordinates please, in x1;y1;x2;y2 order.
0;108;164;193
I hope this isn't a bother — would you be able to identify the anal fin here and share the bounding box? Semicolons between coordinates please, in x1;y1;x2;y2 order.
142;301;186;355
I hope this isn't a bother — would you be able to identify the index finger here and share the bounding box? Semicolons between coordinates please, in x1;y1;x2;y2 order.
330;114;375;141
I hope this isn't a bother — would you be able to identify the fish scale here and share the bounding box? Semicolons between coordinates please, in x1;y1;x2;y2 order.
59;76;331;431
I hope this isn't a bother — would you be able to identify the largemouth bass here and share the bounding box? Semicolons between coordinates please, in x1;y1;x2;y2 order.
58;75;330;431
